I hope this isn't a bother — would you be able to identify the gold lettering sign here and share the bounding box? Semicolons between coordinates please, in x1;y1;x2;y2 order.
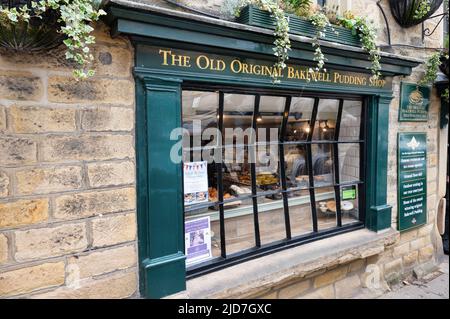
155;48;389;89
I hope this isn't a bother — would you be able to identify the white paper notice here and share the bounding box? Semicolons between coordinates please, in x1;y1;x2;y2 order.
183;161;209;205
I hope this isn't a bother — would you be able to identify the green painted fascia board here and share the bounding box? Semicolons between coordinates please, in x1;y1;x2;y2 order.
132;38;409;78
134;67;393;96
105;5;419;76
118;18;410;76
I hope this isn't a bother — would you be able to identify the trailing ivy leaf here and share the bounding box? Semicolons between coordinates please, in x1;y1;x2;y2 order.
1;0;106;79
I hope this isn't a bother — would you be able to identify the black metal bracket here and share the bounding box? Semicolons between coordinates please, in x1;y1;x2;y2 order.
422;12;448;43
377;0;392;46
377;0;448;48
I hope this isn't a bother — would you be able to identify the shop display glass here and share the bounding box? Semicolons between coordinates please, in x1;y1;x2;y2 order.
182;88;365;272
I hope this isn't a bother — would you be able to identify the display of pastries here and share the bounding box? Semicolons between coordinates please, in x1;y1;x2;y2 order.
208;187;218;202
208;187;234;202
326;200;336;212
238;174;251;184
256;173;278;185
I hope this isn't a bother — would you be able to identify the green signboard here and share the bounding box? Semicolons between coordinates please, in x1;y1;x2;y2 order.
399;82;430;122
341;185;357;200
397;132;427;231
138;46;392;90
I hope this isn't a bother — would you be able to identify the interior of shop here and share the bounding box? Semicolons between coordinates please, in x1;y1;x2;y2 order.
182;90;363;260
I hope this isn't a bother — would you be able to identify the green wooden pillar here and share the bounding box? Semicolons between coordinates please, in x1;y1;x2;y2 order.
366;94;393;231
135;75;186;299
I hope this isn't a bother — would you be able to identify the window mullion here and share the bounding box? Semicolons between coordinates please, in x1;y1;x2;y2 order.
250;94;261;247
307;98;320;232
279;96;292;239
333;99;344;227
358;97;368;222
217;91;226;257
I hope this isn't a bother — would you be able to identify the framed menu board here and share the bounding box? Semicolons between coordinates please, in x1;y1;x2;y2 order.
397;132;427;231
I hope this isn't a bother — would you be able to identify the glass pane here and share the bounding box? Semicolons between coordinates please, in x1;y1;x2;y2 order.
312;99;339;141
284;144;309;189
222;145;252;199
315;186;338;230
210;218;222;258
255;96;284;193
286;97;314;142
287;189;314;236
340;185;360;225
223;94;255;146
255;146;281;193
257;96;285;135
257;195;286;244
311;144;334;187
338;143;360;183
182;91;219;153
339;100;362;141
183;91;221;265
224;198;256;255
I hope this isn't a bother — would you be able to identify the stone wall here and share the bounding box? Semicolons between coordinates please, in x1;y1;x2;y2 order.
0;23;138;298
246;223;439;299
0;0;447;299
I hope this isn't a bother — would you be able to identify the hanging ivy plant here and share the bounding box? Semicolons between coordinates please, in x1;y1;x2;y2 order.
419;51;450;102
0;0;106;79
442;88;449;102
336;13;381;79
414;0;433;19
0;0;65;52
232;0;291;82
419;51;443;85
229;0;382;81
309;11;332;72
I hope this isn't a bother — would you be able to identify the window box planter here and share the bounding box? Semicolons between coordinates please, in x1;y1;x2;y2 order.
236;5;361;47
389;0;444;28
0;0;65;52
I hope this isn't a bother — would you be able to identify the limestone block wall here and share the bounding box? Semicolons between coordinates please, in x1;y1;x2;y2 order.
0;0;446;299
246;224;439;299
0;23;138;298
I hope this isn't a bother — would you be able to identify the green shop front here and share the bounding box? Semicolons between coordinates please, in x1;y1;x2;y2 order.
105;1;421;299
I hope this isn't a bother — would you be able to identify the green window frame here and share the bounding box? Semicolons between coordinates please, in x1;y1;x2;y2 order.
135;73;394;298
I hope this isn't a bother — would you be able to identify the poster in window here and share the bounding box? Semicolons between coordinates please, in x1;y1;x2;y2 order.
183;161;209;205
185;216;212;265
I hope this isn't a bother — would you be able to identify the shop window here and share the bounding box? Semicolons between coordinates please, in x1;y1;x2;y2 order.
182;88;365;275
